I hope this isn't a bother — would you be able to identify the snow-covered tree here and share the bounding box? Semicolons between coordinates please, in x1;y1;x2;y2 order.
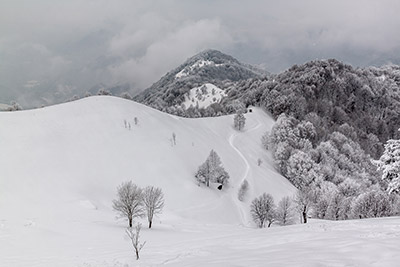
121;92;133;100
195;150;230;187
8;101;22;111
294;187;315;224
142;186;164;229
112;181;144;227
97;88;112;95
250;193;276;228
376;138;400;193
233;112;246;131
276;196;295;225
352;190;392;219
286;150;318;188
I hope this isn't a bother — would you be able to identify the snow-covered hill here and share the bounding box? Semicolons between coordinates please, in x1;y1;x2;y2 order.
0;96;294;265
1;96;399;267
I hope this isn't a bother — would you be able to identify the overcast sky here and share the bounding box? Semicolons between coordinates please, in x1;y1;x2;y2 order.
1;0;400;107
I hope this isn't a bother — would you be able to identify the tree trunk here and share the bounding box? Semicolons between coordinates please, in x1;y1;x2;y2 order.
149;220;152;229
135;249;139;260
302;207;307;224
206;178;209;187
129;217;133;228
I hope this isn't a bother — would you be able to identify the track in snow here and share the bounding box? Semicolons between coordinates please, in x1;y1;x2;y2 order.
228;116;263;225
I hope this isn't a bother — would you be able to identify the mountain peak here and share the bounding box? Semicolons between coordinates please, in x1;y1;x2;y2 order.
134;49;268;112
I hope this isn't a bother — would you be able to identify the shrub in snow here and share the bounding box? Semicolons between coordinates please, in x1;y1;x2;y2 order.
237;180;249;201
142;186;165;229
112;181;144;227
250;193;276;228
195;150;230;187
126;223;146;260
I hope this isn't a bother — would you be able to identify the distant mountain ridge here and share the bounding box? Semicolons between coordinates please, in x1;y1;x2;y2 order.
134;49;268;113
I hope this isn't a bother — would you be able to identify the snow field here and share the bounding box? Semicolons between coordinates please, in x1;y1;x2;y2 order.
0;96;294;266
1;96;399;266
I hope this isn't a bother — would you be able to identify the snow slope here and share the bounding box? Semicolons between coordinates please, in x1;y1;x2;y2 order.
1;96;399;266
0;96;295;266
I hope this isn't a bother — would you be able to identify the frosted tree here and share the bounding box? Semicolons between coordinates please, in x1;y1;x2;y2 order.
376;138;400;193
126;223;146;260
326;191;345;220
195;150;230;187
286;150;317;188
294;187;315;224
142;186;165;228
352;190;392;219
276;196;295;225
121;92;133;100
250;193;276;228
112;181;144;227
8;101;22;111
233;112;246;131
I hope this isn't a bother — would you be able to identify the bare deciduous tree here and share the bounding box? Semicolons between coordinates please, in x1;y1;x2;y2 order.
142;186;165;228
250;193;276;228
112;181;144;227
126;223;146;260
276;196;294;225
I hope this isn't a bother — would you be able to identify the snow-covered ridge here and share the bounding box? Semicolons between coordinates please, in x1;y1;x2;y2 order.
175;59;222;78
181;83;226;109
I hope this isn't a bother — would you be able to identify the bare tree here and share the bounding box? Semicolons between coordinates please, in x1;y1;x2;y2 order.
112;181;144;227
250;193;276;228
276;196;295;225
142;186;165;228
126;223;146;260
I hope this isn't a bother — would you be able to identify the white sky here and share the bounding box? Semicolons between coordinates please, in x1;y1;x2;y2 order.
1;0;400;106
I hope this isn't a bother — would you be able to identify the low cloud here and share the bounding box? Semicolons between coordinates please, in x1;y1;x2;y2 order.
1;0;400;107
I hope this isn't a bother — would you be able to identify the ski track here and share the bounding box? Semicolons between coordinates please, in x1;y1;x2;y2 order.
228;116;262;225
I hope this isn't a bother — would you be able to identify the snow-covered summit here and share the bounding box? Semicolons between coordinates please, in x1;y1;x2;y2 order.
134;49;268;111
